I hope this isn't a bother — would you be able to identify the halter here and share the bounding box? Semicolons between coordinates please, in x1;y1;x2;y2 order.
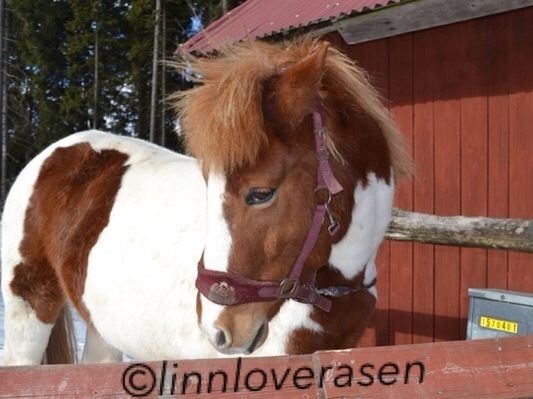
195;105;377;312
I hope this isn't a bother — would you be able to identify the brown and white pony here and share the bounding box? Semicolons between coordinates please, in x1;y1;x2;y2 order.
1;39;410;365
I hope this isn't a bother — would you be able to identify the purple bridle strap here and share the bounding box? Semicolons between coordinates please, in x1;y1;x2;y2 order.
195;106;369;312
314;104;343;196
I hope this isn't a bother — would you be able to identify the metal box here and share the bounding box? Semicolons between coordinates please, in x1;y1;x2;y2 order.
467;288;533;340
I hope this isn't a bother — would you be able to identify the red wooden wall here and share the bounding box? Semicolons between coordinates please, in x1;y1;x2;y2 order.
327;7;533;346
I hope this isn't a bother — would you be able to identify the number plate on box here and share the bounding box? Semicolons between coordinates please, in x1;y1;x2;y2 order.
479;316;518;334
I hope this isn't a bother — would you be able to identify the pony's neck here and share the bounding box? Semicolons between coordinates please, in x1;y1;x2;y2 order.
328;172;394;292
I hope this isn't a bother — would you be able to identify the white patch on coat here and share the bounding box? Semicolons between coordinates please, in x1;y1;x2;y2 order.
203;170;233;272
252;300;322;357
1;131;113;365
1;295;53;365
81;132;212;360
198;170;234;347
329;172;394;297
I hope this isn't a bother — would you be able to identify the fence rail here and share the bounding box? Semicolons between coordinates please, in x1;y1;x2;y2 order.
386;208;533;253
0;336;531;398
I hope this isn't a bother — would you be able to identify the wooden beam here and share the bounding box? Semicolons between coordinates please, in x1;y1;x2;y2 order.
335;0;533;45
0;336;531;398
386;208;533;253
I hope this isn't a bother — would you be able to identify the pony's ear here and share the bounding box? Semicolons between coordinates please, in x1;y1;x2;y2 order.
267;42;329;129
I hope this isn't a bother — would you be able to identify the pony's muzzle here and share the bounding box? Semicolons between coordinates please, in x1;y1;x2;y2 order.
212;321;268;355
214;327;230;349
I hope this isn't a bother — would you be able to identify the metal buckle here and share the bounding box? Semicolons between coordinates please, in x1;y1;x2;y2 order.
279;278;299;298
325;202;339;236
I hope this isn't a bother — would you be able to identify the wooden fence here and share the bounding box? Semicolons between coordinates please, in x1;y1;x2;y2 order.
0;336;531;398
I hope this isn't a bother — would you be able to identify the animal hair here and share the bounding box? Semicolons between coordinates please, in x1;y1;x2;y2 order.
172;38;413;177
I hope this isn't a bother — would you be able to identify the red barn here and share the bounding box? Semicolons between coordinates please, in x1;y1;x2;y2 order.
183;0;533;346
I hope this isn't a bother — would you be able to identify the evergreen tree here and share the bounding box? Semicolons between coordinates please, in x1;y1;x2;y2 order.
8;0;71;145
2;0;224;199
63;0;132;134
126;0;152;140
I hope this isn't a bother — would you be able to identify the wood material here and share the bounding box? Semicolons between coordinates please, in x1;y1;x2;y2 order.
386;209;533;253
336;0;533;45
432;20;461;342
388;33;414;346
325;6;533;345
458;17;489;338
410;27;435;345
0;336;531;398
508;6;533;294
487;11;511;290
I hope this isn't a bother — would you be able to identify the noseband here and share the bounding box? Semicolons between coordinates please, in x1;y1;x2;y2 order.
195;105;377;312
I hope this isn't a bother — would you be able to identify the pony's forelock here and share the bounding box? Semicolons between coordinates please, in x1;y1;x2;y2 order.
171;41;277;172
173;38;412;177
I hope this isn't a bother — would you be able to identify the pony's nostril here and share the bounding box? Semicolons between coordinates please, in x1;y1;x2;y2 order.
215;329;227;348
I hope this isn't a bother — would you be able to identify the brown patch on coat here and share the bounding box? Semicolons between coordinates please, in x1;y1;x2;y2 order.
286;269;376;354
10;261;64;324
10;143;129;324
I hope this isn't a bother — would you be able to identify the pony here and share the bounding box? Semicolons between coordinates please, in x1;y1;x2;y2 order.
1;39;411;365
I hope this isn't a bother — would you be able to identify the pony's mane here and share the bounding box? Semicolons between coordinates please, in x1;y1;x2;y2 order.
173;38;412;177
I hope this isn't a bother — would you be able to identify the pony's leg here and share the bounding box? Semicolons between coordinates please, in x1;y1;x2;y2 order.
2;285;60;365
2;251;66;365
81;328;122;363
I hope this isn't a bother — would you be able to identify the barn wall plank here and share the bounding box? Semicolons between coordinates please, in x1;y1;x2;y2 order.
411;28;435;344
458;17;490;339
487;12;511;290
388;33;415;346
508;8;533;293
431;21;462;342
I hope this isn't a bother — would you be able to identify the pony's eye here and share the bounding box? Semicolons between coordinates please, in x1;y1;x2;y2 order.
245;188;276;206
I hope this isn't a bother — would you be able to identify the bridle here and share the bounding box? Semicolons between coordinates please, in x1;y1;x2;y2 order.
196;105;377;312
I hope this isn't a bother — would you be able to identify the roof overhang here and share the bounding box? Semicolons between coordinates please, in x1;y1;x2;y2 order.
180;0;533;55
335;0;533;45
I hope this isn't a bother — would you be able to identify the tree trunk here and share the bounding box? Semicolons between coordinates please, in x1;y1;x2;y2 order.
93;18;99;130
149;0;161;143
0;0;7;202
160;0;166;147
386;208;533;253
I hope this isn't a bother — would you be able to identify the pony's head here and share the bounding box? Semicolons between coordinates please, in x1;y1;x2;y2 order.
175;39;411;355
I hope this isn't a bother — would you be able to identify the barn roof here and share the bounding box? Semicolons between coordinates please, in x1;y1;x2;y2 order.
181;0;402;54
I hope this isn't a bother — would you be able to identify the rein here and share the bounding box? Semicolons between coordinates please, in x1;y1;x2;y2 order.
195;105;377;312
